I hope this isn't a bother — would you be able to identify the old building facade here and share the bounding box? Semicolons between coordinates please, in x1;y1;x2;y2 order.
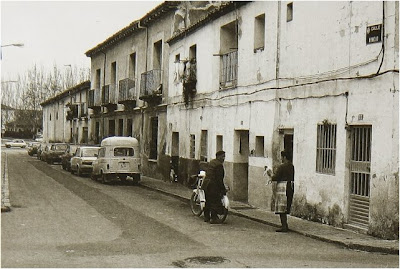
85;2;181;179
40;1;398;239
41;81;91;144
165;1;399;239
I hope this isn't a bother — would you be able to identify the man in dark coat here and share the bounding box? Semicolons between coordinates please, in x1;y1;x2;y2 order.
204;150;226;224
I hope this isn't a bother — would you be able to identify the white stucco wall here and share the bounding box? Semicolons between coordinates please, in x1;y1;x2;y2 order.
166;1;398;237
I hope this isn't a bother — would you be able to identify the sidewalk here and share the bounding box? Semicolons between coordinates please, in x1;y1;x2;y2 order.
140;176;399;255
1;151;11;212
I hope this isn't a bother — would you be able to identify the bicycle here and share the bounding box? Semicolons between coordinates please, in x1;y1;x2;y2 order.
189;170;229;223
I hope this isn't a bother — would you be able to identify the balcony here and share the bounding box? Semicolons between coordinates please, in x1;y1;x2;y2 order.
101;84;117;111
66;104;78;121
80;103;88;120
88;89;101;114
139;69;162;105
220;50;238;88
118;78;136;108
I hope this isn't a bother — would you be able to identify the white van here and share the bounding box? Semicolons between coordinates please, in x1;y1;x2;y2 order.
91;136;141;183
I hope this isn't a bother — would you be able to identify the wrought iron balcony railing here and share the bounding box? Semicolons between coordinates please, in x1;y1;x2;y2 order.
80;103;87;118
118;78;136;103
140;69;162;98
101;84;116;106
220;50;238;88
88;90;95;108
66;104;78;121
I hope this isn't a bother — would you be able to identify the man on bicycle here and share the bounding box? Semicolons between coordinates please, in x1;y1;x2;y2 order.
204;150;226;224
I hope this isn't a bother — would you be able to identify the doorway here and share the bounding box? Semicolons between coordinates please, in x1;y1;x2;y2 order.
280;128;294;160
233;130;249;202
348;125;372;229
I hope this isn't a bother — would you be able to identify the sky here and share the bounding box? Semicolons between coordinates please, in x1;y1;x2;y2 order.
1;1;161;81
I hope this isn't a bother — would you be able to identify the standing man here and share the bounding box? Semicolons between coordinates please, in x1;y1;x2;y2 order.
204;150;226;224
268;150;294;232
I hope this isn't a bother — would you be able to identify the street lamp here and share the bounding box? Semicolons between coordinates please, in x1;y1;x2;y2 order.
1;43;24;48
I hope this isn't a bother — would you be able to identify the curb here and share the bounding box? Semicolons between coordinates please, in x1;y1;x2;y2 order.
139;181;399;255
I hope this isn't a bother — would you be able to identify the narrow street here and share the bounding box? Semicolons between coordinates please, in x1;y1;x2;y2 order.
2;149;398;268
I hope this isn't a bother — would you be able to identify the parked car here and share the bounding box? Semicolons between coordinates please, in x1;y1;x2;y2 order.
70;146;101;176
5;139;27;148
45;143;68;164
27;142;41;156
61;144;79;171
91;136;141;184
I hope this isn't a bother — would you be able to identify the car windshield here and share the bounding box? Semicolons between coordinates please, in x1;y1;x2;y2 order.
114;147;134;157
81;148;99;157
55;145;67;150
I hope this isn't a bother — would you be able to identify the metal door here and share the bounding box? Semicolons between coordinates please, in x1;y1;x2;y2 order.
349;126;372;229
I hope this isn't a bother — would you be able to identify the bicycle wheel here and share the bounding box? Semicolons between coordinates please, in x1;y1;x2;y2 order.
190;192;203;216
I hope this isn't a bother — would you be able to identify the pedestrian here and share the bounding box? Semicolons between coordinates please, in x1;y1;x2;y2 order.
203;150;226;224
267;150;294;232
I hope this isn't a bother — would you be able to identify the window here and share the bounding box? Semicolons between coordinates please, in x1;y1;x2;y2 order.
220;20;238;87
109;120;115;136
111;62;117;86
96;69;101;89
190;134;196;159
287;3;293;22
172;132;179;156
118;119;123;136
200;130;208;162
254;14;265;51
255;136;264;157
175;53;180;63
114;147;134;157
153;40;162;70
82;148;99;157
129;53;136;79
98;148;106;158
216;135;223;152
50;113;52;121
127;119;133;137
56;112;58;120
316;123;337;174
150;117;158;160
189;45;197;61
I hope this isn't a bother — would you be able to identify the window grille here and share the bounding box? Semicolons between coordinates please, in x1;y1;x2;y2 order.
190;134;196;159
316;123;337;174
200;130;208;162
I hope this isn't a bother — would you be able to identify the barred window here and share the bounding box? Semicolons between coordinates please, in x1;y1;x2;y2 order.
316;123;337;174
190;134;196;159
200;130;208;162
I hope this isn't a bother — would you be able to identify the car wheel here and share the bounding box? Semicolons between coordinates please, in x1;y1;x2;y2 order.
90;172;97;181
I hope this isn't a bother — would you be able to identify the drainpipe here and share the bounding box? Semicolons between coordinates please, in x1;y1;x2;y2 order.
138;20;148;160
271;1;282;165
101;51;106;139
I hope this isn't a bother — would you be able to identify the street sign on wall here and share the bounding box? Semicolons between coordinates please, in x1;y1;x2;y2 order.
366;24;382;45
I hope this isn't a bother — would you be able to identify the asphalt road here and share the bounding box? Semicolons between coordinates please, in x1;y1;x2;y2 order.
2;148;398;268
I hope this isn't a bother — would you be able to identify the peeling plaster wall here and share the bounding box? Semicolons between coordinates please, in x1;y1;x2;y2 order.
166;1;398;238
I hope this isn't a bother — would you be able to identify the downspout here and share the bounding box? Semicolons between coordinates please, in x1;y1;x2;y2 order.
101;51;106;139
272;1;282;165
376;1;385;74
138;20;148;159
